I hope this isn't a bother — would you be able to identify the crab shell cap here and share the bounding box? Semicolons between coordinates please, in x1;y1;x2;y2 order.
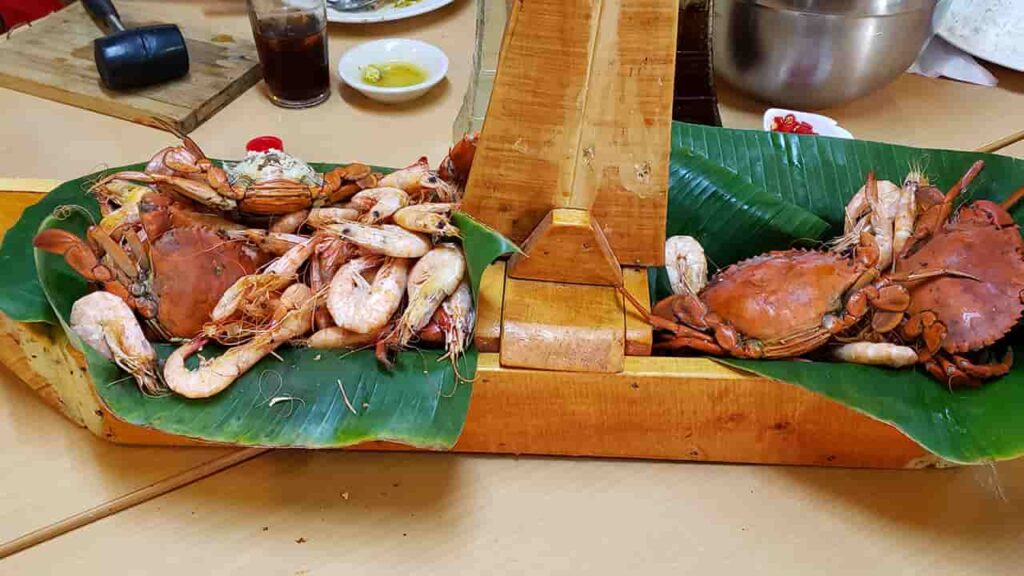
246;136;284;153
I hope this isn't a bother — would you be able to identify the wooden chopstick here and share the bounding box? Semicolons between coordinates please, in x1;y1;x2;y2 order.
0;447;270;559
976;129;1024;154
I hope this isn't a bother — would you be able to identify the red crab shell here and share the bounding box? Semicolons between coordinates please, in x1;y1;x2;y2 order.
148;226;266;338
700;250;864;342
896;200;1024;354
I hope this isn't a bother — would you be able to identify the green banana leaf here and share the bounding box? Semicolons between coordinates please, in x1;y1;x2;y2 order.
0;164;145;324
5;164;517;450
667;123;1024;464
650;150;830;303
673;123;1024;230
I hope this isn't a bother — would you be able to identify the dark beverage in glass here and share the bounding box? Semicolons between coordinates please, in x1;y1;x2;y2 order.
247;0;330;109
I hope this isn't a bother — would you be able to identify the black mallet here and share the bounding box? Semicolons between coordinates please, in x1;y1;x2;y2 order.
83;0;189;90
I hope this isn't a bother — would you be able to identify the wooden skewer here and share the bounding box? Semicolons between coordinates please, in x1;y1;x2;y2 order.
0;447;270;559
975;129;1024;154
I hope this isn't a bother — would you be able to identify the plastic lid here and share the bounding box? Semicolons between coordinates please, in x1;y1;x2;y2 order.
246;136;284;153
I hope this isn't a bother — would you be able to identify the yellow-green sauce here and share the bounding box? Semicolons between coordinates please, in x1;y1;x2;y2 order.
361;62;428;87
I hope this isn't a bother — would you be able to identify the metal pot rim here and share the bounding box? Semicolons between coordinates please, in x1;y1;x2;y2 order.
732;0;936;17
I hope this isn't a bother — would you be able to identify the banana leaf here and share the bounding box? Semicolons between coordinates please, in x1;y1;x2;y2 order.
3;164;517;450
0;164;148;324
650;150;830;303
673;123;1024;230
667;123;1024;464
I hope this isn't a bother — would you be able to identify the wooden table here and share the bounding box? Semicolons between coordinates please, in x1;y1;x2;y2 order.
1;1;1023;573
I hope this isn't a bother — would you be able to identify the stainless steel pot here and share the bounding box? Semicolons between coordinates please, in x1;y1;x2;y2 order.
713;0;937;109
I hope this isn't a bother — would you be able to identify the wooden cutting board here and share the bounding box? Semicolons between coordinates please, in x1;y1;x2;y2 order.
0;2;261;133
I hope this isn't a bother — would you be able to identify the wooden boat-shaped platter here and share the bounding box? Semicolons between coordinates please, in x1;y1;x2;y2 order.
3;0;1023;470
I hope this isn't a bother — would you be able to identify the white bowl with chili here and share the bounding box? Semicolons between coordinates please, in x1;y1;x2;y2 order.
763;108;854;139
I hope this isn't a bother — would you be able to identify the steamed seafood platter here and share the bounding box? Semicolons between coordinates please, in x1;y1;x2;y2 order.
36;125;480;399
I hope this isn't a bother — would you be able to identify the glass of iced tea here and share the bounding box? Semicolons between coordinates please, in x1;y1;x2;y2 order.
247;0;331;109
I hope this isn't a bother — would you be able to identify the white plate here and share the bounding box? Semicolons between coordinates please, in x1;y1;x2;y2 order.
327;0;455;24
762;108;854;139
935;0;1024;72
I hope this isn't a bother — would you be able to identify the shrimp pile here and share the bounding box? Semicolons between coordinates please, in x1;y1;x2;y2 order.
68;145;477;399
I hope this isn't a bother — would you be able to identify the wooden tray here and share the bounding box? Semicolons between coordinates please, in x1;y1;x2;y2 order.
0;180;934;469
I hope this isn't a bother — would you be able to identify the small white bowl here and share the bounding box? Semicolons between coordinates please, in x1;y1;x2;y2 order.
762;108;854;139
338;38;448;104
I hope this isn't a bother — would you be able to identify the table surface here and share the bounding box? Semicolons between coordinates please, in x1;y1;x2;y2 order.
1;1;1023;573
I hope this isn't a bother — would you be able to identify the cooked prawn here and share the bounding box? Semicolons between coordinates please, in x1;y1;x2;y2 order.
323;222;431;258
164;285;315;399
70;291;162;395
393;203;460;237
391;245;466;348
834;176;902;269
209;237;318;324
865;175;901;270
270;282;313;323
438;279;475;363
224;229;308;256
893;170;920;262
307;326;381;349
378;157;442;199
831;342;918;368
94;181;151;233
664;235;707;295
350;187;409;224
270;209;310;234
307;207;360;229
327;256;409;334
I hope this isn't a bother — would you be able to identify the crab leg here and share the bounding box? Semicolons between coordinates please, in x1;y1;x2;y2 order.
33;229;114;282
953;349;1013;380
321;163;373;204
653;336;725;356
85;227;137;280
901;160;984;257
97;171;238;211
123;229;150;272
760;330;832;358
927;353;987;389
901;311;947;359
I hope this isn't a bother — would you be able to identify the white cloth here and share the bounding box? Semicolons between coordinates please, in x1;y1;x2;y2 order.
908;35;999;87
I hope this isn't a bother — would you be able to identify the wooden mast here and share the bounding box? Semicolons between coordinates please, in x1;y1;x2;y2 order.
462;0;678;372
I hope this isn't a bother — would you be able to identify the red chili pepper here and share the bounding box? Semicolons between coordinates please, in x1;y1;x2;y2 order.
771;114;816;135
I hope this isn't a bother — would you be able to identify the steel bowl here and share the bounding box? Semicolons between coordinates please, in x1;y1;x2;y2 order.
713;0;937;109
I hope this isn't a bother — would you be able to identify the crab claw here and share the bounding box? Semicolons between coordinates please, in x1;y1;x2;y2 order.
33;229;114;282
